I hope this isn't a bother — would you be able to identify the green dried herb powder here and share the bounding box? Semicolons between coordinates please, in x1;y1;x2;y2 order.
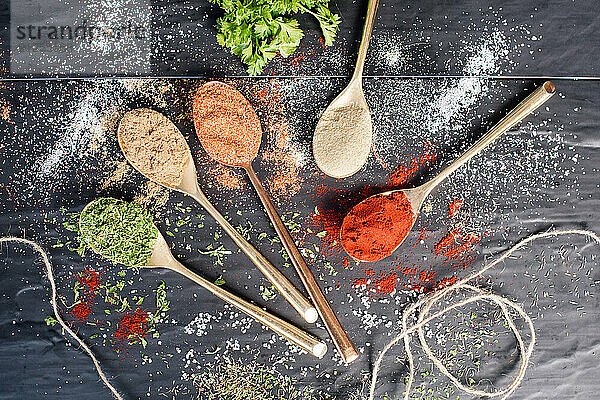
79;197;158;267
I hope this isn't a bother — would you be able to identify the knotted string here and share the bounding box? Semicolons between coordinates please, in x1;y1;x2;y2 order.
369;229;600;400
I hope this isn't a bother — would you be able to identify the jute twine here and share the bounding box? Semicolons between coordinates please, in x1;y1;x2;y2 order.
0;237;124;400
369;229;600;400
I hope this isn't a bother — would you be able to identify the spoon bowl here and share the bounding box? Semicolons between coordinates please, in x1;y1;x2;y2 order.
341;82;556;262
117;108;317;323
312;0;379;178
193;81;261;168
79;201;326;358
313;81;373;178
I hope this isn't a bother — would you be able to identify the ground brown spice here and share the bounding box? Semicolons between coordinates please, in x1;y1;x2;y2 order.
118;108;189;188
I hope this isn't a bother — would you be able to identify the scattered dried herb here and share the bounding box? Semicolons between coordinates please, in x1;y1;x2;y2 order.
189;357;320;400
214;276;226;286
79;197;158;267
260;285;277;301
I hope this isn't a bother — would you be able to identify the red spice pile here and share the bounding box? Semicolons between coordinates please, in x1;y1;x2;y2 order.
70;268;102;321
448;199;463;218
340;191;416;262
193;81;262;167
113;308;150;343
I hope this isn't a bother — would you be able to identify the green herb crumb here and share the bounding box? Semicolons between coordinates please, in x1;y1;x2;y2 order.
79;198;158;267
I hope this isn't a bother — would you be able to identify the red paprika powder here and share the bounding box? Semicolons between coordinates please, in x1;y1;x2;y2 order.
340;191;417;262
70;268;102;321
448;199;463;218
113;308;150;343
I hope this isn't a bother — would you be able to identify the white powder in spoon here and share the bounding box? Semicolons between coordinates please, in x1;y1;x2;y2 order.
312;103;372;178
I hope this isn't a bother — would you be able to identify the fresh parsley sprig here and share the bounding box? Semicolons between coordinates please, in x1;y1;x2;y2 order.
210;0;341;75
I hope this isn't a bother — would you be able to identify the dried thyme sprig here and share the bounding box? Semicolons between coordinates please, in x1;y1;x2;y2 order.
79;197;158;267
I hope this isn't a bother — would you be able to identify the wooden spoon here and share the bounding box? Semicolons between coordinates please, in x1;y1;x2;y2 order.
194;81;359;363
79;206;327;358
117;109;318;323
312;0;379;178
341;81;556;262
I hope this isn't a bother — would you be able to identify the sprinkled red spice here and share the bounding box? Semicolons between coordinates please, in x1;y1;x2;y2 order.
434;227;462;255
435;227;481;261
387;146;437;187
448;199;463;218
113;308;150;343
442;233;480;260
70;268;102;321
254;82;303;198
71;302;91;321
193;81;261;167
375;273;398;294
342;258;350;269
354;277;368;287
0;99;11;123
78;268;101;291
341;191;416;262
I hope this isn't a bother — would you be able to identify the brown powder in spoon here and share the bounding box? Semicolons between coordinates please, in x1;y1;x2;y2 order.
118;108;189;188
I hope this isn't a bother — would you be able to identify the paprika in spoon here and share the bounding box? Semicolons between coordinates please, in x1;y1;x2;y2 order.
341;81;556;262
193;81;359;363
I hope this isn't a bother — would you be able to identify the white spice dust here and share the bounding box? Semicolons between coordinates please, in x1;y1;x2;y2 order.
312;103;372;178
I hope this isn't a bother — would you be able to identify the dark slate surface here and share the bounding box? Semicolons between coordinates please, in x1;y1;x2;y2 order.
1;76;599;399
0;1;599;400
0;0;599;78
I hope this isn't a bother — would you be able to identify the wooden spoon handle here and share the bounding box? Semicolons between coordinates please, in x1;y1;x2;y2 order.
353;0;379;80
245;165;359;363
164;258;326;358
425;81;556;194
188;187;317;323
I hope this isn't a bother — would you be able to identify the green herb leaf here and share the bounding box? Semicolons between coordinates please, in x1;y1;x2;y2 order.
209;0;340;75
214;275;226;286
260;285;277;301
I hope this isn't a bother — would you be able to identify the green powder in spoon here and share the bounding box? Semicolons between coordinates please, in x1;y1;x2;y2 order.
79;197;158;267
